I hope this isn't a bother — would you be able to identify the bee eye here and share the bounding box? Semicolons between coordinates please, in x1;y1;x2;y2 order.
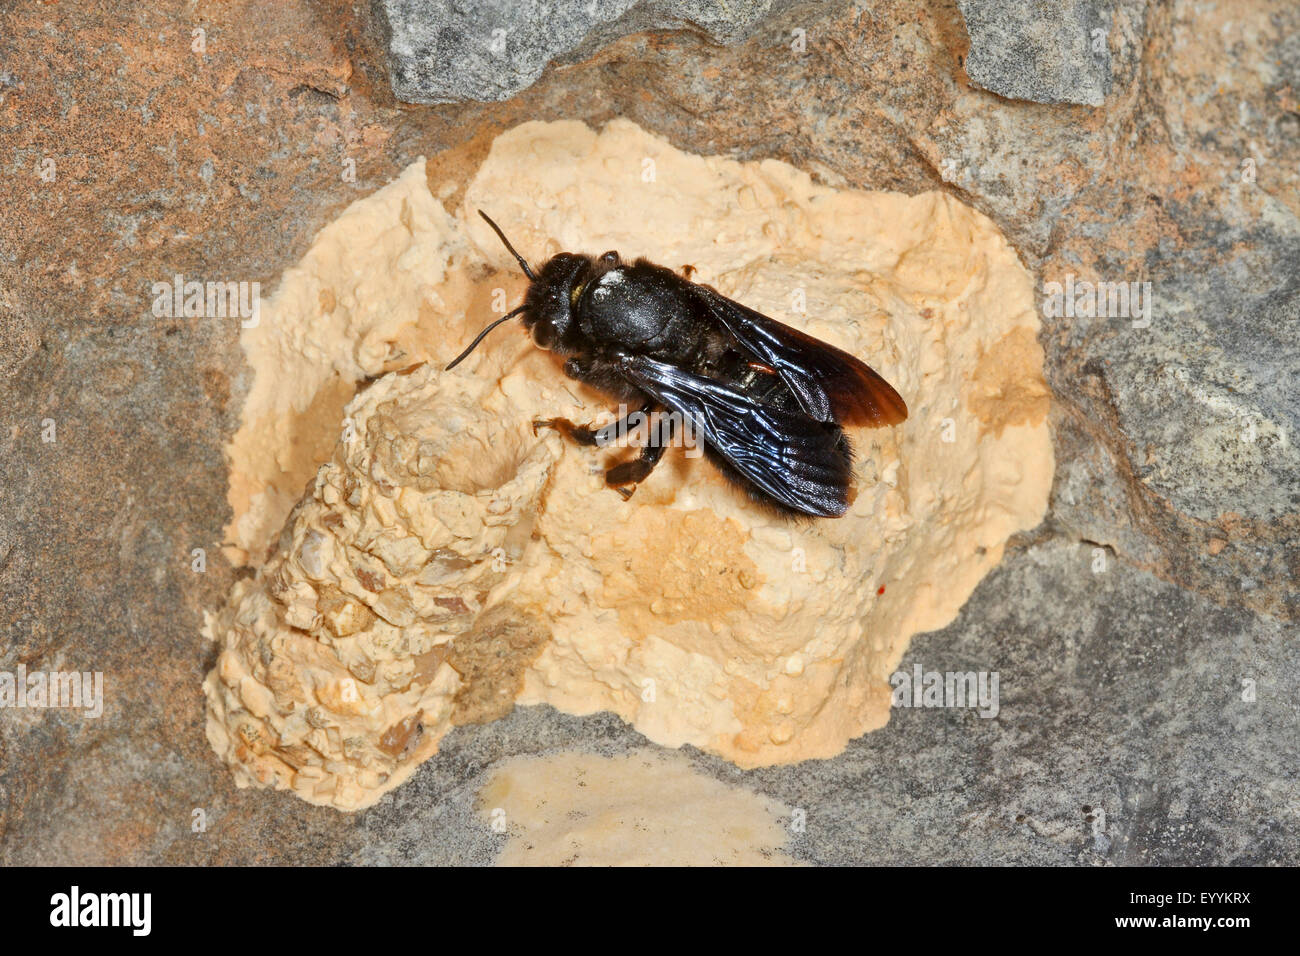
569;282;586;305
532;321;554;349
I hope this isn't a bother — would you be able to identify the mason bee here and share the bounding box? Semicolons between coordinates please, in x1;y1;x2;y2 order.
447;211;907;518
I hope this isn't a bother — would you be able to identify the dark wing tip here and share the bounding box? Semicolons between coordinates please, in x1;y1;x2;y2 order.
828;363;908;427
837;366;909;426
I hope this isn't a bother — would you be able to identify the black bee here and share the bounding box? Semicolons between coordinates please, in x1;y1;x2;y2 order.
446;211;908;518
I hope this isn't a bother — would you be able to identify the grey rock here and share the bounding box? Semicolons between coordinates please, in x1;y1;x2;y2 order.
1044;204;1300;620
372;0;807;103
959;0;1113;106
1115;275;1300;524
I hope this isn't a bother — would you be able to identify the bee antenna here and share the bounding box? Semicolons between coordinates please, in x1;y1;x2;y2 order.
445;304;527;371
477;210;536;281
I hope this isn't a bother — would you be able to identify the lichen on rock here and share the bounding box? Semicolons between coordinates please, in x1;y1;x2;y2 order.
205;119;1053;809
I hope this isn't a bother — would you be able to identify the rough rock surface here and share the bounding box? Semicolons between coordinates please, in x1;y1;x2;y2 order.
1;0;1297;863
373;0;808;103
958;0;1114;106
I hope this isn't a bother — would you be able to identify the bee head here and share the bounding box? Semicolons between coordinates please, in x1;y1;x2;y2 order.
446;212;609;371
522;252;600;354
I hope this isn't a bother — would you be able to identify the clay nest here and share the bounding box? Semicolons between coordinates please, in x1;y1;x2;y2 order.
205;120;1052;809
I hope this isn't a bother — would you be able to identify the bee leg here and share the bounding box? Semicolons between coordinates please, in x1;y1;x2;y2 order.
679;264;697;280
533;404;651;447
605;412;676;498
604;445;666;496
531;417;599;445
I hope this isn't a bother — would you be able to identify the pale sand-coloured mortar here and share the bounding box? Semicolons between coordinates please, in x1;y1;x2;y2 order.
204;120;1052;810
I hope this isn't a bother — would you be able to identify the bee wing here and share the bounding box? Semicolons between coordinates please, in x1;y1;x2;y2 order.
694;285;907;427
619;354;852;517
